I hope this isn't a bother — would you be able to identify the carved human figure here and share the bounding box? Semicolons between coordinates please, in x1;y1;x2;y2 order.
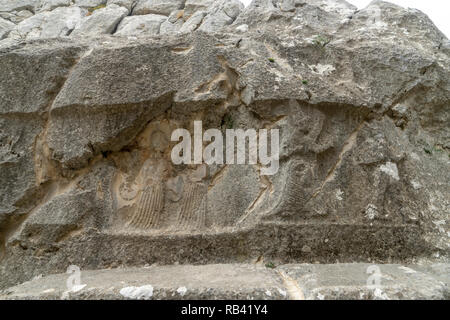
175;165;208;230
127;158;167;229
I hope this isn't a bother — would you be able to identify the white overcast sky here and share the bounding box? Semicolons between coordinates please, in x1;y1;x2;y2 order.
239;0;449;37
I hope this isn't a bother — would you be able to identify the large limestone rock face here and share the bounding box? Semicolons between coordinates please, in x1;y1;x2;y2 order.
0;0;449;297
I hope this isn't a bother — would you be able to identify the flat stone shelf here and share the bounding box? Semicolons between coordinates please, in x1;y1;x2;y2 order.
1;263;448;300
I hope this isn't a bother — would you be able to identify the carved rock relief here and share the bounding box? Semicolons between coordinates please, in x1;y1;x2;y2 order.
112;120;210;233
109;101;371;233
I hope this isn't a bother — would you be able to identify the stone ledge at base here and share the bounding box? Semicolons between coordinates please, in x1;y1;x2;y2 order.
0;263;448;300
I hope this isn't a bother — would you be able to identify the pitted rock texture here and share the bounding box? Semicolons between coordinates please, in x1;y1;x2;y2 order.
0;0;449;295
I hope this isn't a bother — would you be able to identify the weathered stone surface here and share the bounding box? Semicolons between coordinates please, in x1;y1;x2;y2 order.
107;0;136;12
0;0;35;13
115;14;166;36
74;0;107;8
71;5;128;37
35;0;71;12
159;17;183;34
184;0;214;16
132;0;184;16
0;116;45;229
0;17;14;39
0;0;448;299
277;263;449;300
0;41;84;115
279;0;295;13
8;6;85;40
0;263;447;300
0;42;85;270
178;10;205;33
0;264;286;300
45;33;232;170
0;10;33;24
197;0;243;32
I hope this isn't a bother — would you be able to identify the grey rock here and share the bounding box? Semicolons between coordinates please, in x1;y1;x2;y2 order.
178;10;205;33
0;17;14;39
159;15;183;34
278;263;449;300
0;264;287;300
74;0;107;8
46;33;227;169
234;0;357;36
251;0;276;10
0;42;85;261
166;9;183;23
0;41;84;114
279;0;295;12
0;116;45;231
132;0;185;16
0;263;447;300
0;10;34;24
8;6;85;40
0;0;35;12
299;0;356;16
198;0;243;32
183;0;214;16
71;4;128;37
0;0;449;298
240;85;254;105
35;0;71;12
207;165;261;227
235;23;248;32
107;0;136;12
9;161;116;244
115;13;166;36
